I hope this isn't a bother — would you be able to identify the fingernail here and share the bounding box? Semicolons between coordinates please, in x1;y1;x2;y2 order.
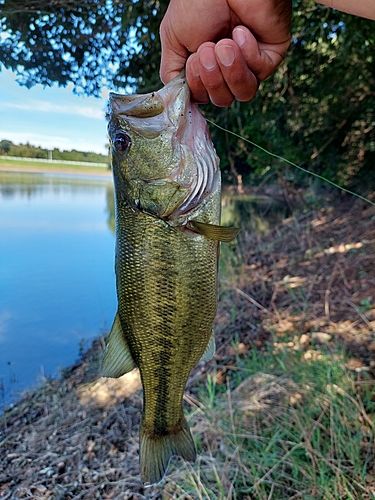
199;47;217;71
233;27;246;47
216;45;235;67
189;56;200;78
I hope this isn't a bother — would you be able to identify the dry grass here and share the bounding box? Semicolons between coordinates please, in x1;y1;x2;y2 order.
217;195;375;369
1;195;375;499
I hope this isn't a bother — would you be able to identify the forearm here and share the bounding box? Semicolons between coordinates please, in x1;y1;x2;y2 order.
316;0;375;20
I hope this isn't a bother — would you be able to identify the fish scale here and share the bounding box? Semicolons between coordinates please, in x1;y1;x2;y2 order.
116;205;218;432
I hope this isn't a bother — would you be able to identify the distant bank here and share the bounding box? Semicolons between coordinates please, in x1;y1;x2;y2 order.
0;156;112;177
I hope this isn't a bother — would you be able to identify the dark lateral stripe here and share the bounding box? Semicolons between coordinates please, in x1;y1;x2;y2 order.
152;236;177;433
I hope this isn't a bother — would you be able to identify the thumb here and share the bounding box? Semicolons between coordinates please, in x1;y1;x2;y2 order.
159;21;189;84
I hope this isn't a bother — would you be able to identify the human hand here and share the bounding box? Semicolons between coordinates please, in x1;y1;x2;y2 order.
159;0;292;106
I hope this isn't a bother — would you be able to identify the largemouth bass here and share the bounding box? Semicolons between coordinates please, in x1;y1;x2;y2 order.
102;74;239;486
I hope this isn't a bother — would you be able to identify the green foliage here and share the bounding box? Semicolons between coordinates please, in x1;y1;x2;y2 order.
49;147;107;163
0;0;168;94
0;139;108;162
205;1;375;190
0;140;13;154
3;140;48;158
1;0;374;188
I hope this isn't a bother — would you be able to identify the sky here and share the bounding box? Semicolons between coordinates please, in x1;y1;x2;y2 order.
0;68;112;155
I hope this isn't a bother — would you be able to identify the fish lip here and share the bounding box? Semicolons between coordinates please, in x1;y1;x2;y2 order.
107;75;187;120
109;93;165;118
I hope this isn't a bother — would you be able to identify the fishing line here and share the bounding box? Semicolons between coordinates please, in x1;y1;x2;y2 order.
207;119;375;208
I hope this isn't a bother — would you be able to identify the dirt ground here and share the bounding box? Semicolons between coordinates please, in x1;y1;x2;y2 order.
1;193;374;499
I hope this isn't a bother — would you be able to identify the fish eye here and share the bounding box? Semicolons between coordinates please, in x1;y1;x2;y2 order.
113;132;131;152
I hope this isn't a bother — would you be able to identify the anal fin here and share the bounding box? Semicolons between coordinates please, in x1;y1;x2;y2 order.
101;313;136;378
189;220;240;242
200;331;216;362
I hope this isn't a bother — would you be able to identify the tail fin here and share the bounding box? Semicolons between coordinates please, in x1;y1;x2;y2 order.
140;416;196;486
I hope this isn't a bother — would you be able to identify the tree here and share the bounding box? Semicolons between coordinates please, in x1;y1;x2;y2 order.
0;0;168;95
0;139;13;154
1;0;374;188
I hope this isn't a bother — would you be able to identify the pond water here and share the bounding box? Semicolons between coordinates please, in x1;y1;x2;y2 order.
0;172;289;411
0;172;117;411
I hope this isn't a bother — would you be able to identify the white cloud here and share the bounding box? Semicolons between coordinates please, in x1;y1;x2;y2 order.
0;68;110;154
3;100;105;120
0;130;108;154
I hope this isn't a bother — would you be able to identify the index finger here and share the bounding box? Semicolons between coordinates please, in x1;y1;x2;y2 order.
159;19;189;83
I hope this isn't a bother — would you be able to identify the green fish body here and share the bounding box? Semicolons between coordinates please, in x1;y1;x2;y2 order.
102;75;238;485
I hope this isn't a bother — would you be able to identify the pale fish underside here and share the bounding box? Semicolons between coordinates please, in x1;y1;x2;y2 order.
102;74;239;485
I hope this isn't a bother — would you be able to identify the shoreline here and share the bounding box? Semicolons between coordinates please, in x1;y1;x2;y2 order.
0;164;112;178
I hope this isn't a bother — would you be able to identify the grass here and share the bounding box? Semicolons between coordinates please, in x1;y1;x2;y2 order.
164;340;375;500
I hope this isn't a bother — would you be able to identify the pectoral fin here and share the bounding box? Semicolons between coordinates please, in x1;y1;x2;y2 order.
189;221;240;242
200;331;216;362
101;313;136;378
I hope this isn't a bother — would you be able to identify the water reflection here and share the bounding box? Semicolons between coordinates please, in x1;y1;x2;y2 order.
221;194;288;235
106;184;115;234
0;172;116;411
0;172;112;199
220;193;290;276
